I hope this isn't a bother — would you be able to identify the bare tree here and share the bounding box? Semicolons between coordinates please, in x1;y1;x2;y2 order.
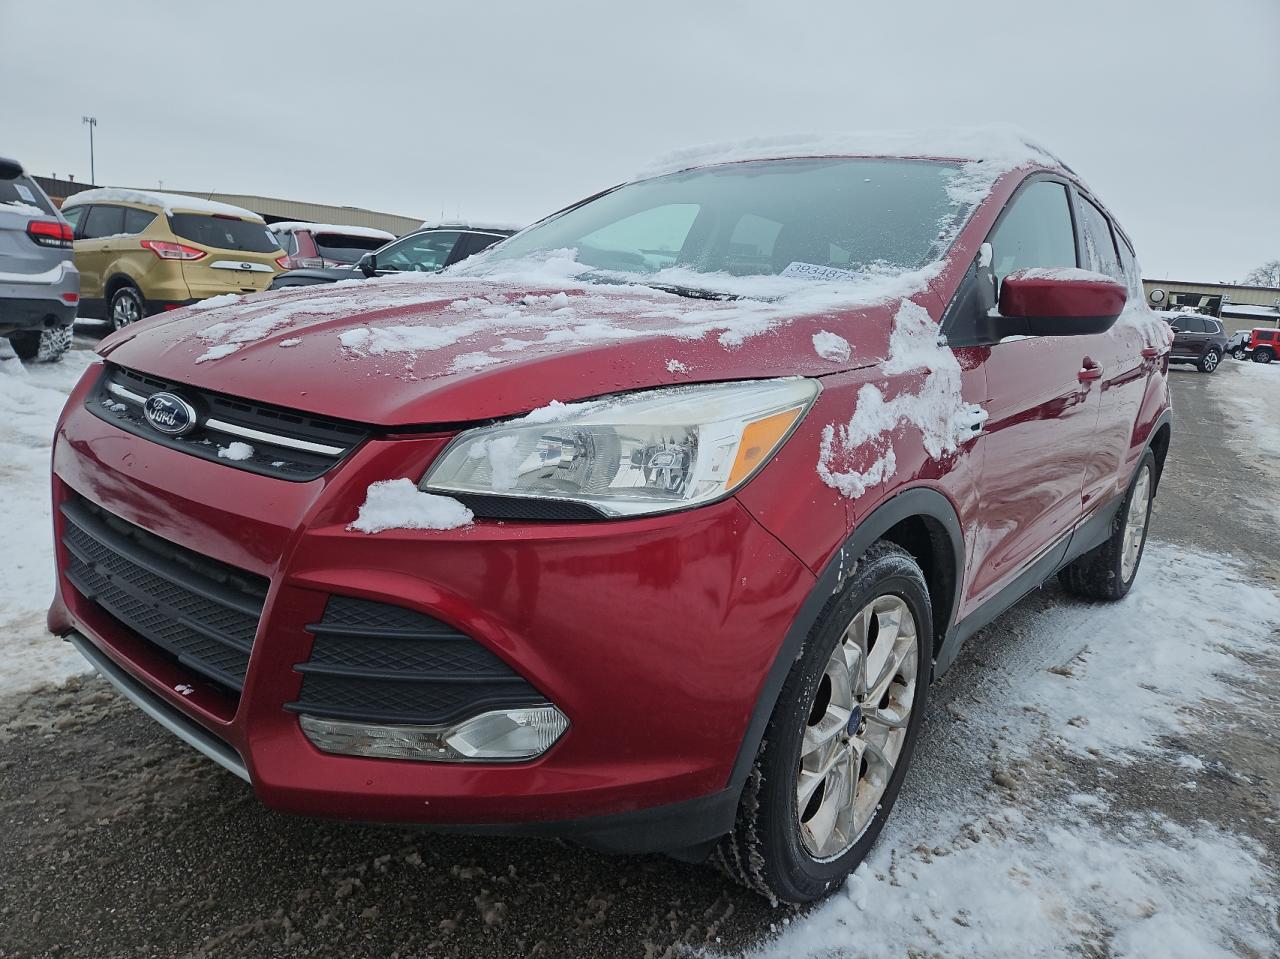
1243;260;1280;287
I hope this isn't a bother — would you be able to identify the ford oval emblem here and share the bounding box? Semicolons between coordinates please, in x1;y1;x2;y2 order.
143;391;198;437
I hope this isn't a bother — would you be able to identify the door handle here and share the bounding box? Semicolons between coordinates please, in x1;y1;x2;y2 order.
1078;357;1103;382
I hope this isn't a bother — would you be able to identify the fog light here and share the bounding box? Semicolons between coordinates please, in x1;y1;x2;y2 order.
445;707;570;759
299;706;568;762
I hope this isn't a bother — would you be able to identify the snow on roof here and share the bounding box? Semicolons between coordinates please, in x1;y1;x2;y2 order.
419;220;523;234
61;188;263;220
634;124;1063;182
269;221;396;241
1221;303;1280;318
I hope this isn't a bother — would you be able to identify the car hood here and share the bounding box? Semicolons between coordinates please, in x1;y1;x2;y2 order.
98;274;911;427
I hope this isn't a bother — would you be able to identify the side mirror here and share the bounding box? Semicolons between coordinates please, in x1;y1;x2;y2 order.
996;269;1127;337
358;253;377;278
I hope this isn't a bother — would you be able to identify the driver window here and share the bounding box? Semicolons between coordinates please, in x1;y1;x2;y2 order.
988;181;1078;288
378;231;461;272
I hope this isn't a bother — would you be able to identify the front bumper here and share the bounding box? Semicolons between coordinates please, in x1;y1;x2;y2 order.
49;366;814;852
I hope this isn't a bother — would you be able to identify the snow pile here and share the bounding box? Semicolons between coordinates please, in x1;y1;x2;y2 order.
743;543;1280;958
216;441;253;461
1;200;45;217
817;301;983;498
190;293;243;310
665;358;689;374
0;349;98;693
811;330;851;362
193;284;382;362
348;479;473;533
61;188;263;220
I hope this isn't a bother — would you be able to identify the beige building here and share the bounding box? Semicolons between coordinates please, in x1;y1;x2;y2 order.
1142;278;1280;328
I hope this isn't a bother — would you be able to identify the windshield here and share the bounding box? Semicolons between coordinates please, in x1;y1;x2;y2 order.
473;158;966;290
169;213;281;253
315;232;387;263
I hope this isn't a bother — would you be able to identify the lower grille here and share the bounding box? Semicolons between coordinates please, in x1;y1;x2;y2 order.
60;494;268;694
287;595;547;725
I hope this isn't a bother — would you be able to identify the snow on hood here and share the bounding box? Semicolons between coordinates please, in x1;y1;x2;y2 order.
97;251;937;425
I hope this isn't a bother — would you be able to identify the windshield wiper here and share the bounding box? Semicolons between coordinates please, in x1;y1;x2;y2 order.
635;282;740;302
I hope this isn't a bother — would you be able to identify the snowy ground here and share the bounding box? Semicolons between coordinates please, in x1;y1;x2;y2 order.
0;342;97;693
0;343;1276;958
1208;357;1280;468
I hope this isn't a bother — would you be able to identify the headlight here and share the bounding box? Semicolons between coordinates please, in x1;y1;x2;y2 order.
421;378;820;518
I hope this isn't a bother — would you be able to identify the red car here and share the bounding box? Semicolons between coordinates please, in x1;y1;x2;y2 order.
270;221;396;270
48;134;1172;904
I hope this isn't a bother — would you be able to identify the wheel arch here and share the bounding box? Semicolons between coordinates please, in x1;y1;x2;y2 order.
725;487;964;796
104;272;141;301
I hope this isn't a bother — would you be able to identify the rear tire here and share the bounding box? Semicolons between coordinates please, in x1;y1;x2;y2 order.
109;285;145;331
712;542;931;904
7;326;71;363
1058;450;1155;601
1198;349;1220;373
1253;348;1274;364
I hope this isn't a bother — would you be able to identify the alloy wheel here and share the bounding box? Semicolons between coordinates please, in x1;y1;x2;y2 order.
797;594;919;860
1203;352;1218;372
112;291;141;330
1120;465;1151;583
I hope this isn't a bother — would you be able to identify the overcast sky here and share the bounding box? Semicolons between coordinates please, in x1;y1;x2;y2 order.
2;0;1276;282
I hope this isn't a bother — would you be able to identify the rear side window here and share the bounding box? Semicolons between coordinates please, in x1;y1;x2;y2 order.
314;232;387;263
1077;198;1123;281
169;213;280;253
377;231;460;272
0;174;55;216
1258;331;1275;342
274;231;298;255
124;208;157;234
988;180;1078;285
461;232;504;258
1114;232;1143;297
81;204;126;239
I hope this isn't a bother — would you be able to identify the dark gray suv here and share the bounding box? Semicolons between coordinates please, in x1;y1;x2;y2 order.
0;157;79;361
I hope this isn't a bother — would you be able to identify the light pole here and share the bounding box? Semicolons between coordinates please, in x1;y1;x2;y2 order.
82;116;97;184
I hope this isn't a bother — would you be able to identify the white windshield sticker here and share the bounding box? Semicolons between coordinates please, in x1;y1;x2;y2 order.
14;184;36;203
782;261;861;282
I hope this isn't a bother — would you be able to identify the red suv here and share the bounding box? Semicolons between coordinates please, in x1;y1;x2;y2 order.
48;135;1172;904
1245;327;1278;363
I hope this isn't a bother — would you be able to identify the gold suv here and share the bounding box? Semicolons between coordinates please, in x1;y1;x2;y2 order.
61;189;284;329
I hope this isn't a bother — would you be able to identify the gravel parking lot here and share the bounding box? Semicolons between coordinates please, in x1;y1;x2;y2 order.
1;356;1277;959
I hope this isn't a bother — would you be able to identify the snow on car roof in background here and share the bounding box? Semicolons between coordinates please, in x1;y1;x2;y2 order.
634;123;1064;181
269;221;396;241
61;188;264;220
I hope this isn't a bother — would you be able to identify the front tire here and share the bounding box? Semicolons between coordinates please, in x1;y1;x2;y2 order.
1198;349;1220;373
1253;348;1274;365
713;542;931;904
1058;449;1155;601
1232;348;1247;360
109;286;145;331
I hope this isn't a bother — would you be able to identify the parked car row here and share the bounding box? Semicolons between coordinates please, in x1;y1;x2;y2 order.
1158;309;1279;370
269;224;514;289
1;162;519;363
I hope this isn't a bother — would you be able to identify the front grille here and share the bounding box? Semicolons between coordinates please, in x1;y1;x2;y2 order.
60;494;268;694
286;595;547;725
87;363;368;481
